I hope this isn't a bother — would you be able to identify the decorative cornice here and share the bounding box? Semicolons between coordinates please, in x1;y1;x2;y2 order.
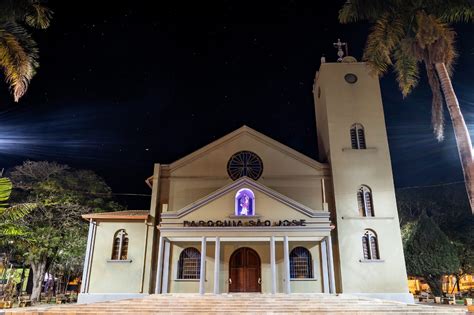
82;210;149;221
341;216;394;220
158;226;333;233
161;177;330;219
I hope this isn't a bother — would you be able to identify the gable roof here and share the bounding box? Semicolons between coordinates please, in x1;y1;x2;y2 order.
161;176;329;219
165;125;328;172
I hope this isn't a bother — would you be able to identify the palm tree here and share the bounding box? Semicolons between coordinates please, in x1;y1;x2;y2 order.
0;0;52;102
339;0;474;214
0;177;34;236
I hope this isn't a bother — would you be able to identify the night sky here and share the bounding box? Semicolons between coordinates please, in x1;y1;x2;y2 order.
1;1;473;209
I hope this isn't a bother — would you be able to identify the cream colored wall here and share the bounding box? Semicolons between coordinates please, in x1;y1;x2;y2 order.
314;62;409;294
88;221;147;293
166;242;322;294
165;133;328;213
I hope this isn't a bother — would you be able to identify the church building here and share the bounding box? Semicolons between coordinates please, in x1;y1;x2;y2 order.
78;57;413;304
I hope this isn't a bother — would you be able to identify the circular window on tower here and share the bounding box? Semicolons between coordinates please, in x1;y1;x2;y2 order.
344;73;358;84
227;151;263;181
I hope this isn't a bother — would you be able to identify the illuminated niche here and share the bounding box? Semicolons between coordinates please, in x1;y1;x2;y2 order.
235;188;255;216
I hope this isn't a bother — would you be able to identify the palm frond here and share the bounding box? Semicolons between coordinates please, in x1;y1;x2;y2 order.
0;176;35;220
363;13;405;75
0;203;36;221
0;177;13;207
339;0;386;23
426;64;445;141
25;2;53;29
393;39;420;97
436;0;474;23
0;223;28;237
414;12;457;74
0;22;38;101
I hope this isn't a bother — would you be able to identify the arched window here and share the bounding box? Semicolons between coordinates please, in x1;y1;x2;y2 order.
350;123;366;149
362;230;380;260
177;247;201;279
235;188;256;216
357;185;374;217
111;229;129;260
289;247;313;279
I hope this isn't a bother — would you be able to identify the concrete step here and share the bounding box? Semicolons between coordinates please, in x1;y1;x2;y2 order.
4;294;467;315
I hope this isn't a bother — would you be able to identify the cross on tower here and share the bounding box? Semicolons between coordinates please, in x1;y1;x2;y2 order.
333;39;348;62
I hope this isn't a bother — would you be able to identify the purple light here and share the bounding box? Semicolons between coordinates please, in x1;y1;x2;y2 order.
235;188;255;216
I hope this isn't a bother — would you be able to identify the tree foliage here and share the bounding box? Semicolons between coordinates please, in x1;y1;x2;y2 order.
0;0;52;102
397;184;473;294
403;212;460;296
2;161;122;300
339;0;473;141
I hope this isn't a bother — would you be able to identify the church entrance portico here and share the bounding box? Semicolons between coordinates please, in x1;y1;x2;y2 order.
154;235;336;295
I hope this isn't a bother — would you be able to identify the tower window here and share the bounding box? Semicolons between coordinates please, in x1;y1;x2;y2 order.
111;229;129;260
358;185;374;217
177;247;201;279
290;247;313;279
362;230;380;260
350;123;366;149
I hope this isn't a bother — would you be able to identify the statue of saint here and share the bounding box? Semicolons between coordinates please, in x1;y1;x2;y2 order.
240;194;250;215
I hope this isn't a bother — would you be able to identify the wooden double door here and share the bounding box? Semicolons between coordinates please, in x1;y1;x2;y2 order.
229;247;261;292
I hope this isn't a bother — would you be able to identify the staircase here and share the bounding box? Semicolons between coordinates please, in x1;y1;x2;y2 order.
4;294;469;314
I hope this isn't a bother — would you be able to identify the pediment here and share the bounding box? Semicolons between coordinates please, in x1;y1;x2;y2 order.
164;125;329;177
161;177;328;221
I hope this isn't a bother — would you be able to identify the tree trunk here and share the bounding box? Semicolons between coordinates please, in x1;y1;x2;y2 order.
455;273;462;292
435;63;474;214
65;273;70;294
31;260;47;302
425;274;443;297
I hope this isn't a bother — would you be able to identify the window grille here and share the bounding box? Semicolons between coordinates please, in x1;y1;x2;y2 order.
178;247;201;279
111;229;129;260
362;230;379;260
350;124;366;149
362;234;370;259
358;186;374;217
290;247;313;279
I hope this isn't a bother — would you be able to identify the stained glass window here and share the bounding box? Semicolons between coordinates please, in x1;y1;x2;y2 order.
227;151;263;180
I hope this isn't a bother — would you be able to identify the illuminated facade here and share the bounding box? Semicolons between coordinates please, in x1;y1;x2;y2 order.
78;59;413;304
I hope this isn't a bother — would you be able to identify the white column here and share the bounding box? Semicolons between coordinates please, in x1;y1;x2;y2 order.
283;236;291;294
270;236;277;294
161;240;171;294
199;237;207;295
213;237;220;294
154;235;165;294
80;219;95;294
327;235;336;293
320;238;329;293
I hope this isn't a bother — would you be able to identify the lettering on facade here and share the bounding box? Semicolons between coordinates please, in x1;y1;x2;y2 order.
182;219;306;227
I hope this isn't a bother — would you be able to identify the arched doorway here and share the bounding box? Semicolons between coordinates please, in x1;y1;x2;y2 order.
229;247;261;292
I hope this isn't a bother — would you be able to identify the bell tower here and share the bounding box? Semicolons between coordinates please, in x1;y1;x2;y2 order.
313;50;413;303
